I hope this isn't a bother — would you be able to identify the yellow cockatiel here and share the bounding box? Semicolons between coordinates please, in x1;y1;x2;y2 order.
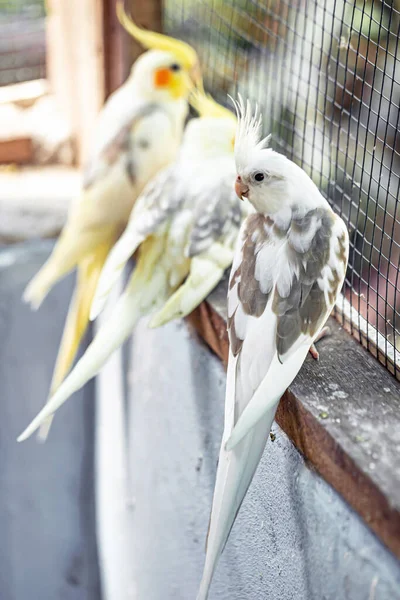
23;3;201;440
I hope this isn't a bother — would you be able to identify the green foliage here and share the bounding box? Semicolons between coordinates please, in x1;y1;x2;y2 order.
0;0;45;17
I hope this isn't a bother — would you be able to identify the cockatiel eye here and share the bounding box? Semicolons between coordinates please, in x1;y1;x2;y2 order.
254;172;264;182
170;63;181;71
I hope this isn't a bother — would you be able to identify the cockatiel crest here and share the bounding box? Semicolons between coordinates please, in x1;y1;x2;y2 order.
230;94;271;172
191;89;237;122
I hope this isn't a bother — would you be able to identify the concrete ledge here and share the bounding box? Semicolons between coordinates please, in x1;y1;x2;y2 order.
0;166;79;243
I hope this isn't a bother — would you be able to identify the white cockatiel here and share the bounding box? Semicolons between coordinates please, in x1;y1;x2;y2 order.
17;93;251;442
196;97;349;600
22;6;201;440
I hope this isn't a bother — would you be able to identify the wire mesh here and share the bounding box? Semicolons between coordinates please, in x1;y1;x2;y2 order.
164;0;400;379
0;0;46;86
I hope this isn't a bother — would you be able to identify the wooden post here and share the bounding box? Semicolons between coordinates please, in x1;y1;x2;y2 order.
46;0;106;165
102;0;126;95
124;0;163;70
102;0;163;96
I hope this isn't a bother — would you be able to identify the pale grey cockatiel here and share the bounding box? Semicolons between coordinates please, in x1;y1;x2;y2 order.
197;97;349;599
17;94;252;442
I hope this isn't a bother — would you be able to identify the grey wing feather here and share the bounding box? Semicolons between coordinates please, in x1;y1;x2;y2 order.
230;208;348;364
82;103;166;190
187;182;242;257
128;165;184;237
274;209;347;359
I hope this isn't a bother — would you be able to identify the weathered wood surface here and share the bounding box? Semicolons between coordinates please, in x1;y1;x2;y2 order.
188;276;400;561
0;138;33;165
0;242;101;600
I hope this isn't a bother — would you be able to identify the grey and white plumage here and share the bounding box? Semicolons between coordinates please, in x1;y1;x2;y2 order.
197;97;349;600
17;112;250;442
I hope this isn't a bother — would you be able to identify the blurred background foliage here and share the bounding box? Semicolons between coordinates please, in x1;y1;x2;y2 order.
164;0;400;363
0;0;45;17
0;0;46;86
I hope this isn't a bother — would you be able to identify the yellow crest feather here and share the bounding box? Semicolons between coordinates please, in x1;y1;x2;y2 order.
190;89;236;122
117;1;199;71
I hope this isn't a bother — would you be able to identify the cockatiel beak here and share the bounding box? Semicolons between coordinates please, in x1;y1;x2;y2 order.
235;175;249;200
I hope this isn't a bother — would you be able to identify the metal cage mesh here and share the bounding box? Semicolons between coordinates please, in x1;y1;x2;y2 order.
164;0;400;379
0;0;46;87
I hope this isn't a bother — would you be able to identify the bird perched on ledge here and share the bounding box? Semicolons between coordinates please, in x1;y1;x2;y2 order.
17;92;251;443
22;5;201;440
197;96;349;600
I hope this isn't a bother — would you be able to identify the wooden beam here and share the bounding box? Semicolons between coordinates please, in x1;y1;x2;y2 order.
125;0;162;64
46;0;106;164
0;138;33;164
102;0;126;95
103;0;163;96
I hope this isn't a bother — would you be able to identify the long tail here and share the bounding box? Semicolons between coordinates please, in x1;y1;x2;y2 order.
18;237;167;442
90;228;144;321
225;349;309;451
150;243;233;328
197;406;276;600
37;240;114;441
23;260;61;310
23;240;79;310
23;223;104;310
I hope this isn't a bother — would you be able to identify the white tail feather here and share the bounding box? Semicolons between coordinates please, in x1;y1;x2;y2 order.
23;263;57;310
226;346;309;451
17;280;143;442
197;405;276;600
90;230;144;321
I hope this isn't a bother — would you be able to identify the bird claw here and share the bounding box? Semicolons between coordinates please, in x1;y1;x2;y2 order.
308;326;331;361
309;344;319;361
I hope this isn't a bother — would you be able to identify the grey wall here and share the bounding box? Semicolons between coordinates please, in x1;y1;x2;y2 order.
2;241;400;600
127;317;400;600
0;243;101;600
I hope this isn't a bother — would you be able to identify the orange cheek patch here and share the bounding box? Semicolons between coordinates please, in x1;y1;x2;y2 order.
154;68;172;88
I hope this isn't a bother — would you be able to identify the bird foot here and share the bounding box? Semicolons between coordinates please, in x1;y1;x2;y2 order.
308;326;331;361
